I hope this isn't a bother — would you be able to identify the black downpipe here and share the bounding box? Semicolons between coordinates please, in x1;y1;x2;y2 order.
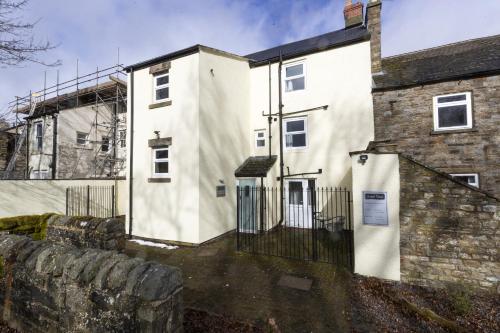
51;114;58;179
25;120;30;179
128;69;135;238
268;61;272;159
236;186;240;250
278;51;284;223
260;177;264;233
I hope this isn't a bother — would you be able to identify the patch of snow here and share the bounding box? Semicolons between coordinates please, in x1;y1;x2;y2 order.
80;221;88;227
130;239;178;250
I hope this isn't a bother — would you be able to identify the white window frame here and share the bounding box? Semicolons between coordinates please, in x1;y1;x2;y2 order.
34;122;43;151
101;136;110;152
433;92;472;131
76;131;88;146
153;72;170;103
450;173;479;188
283;61;306;93
283;117;307;150
255;130;266;148
119;130;126;148
152;147;170;178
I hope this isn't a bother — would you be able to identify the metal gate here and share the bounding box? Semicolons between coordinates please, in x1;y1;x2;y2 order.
236;186;354;269
66;185;116;218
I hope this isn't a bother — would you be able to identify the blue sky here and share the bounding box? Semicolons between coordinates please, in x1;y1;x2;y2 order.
1;0;500;118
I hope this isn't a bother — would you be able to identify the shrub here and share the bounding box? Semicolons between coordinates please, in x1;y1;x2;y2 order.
447;283;472;316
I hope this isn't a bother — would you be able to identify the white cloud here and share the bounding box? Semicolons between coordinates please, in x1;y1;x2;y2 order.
1;0;500;121
382;0;500;56
0;0;275;118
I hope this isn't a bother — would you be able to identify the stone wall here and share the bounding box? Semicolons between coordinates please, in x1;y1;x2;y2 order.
54;104;127;179
0;131;9;171
0;214;55;240
399;156;499;293
26;102;127;180
0;130;26;179
0;235;183;332
372;75;500;198
46;215;125;251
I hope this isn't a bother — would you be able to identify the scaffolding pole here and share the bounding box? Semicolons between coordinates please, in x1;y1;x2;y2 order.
4;64;127;180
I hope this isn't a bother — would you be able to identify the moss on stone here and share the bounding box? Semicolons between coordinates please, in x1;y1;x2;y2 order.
0;213;57;240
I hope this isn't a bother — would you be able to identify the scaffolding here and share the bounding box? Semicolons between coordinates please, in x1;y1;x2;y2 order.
3;63;127;180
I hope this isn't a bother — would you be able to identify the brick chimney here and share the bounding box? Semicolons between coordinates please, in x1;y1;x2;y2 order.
366;0;382;74
344;0;364;28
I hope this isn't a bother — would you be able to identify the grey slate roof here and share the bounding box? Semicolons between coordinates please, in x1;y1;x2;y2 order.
24;80;126;120
245;25;369;65
125;26;369;71
235;156;277;178
373;34;500;90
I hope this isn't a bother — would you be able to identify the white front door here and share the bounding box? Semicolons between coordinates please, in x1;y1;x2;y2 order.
285;179;313;228
238;179;257;233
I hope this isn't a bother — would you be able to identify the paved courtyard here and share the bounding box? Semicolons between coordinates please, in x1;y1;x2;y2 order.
125;233;352;332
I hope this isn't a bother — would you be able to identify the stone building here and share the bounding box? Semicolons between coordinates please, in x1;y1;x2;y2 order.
0;122;26;179
17;78;127;179
368;2;500;197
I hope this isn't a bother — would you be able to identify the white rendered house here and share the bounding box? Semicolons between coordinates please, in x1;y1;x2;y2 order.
125;4;375;245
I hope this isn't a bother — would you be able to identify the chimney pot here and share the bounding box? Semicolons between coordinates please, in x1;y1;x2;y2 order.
344;1;364;29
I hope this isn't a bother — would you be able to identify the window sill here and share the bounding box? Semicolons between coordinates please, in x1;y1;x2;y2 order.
148;177;171;183
74;145;93;150
284;146;308;152
149;100;172;109
430;128;477;135
284;89;306;94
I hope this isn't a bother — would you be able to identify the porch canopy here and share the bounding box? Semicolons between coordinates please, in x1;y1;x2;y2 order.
234;155;277;178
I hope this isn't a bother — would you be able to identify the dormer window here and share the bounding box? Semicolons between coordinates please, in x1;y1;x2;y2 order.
153;72;169;102
284;62;305;92
433;92;472;131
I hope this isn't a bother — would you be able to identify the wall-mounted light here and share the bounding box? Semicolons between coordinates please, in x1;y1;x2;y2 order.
153;130;160;139
359;154;368;165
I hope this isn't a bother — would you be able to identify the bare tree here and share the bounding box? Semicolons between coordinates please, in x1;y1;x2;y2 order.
0;0;60;66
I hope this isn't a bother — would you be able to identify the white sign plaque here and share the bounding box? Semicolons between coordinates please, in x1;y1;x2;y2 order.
362;191;388;226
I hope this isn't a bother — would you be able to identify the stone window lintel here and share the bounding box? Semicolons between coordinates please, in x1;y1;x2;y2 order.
149;61;171;75
148;137;172;148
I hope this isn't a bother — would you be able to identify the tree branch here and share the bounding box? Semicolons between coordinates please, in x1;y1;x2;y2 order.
0;0;60;67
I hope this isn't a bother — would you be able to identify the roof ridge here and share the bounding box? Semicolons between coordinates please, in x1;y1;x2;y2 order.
382;33;500;61
245;25;363;58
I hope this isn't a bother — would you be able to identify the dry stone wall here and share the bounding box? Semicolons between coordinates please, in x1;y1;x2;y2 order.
46;215;125;251
399;156;499;293
0;234;183;332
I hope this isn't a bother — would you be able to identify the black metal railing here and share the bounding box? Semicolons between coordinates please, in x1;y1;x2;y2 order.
66;185;115;218
236;186;353;269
